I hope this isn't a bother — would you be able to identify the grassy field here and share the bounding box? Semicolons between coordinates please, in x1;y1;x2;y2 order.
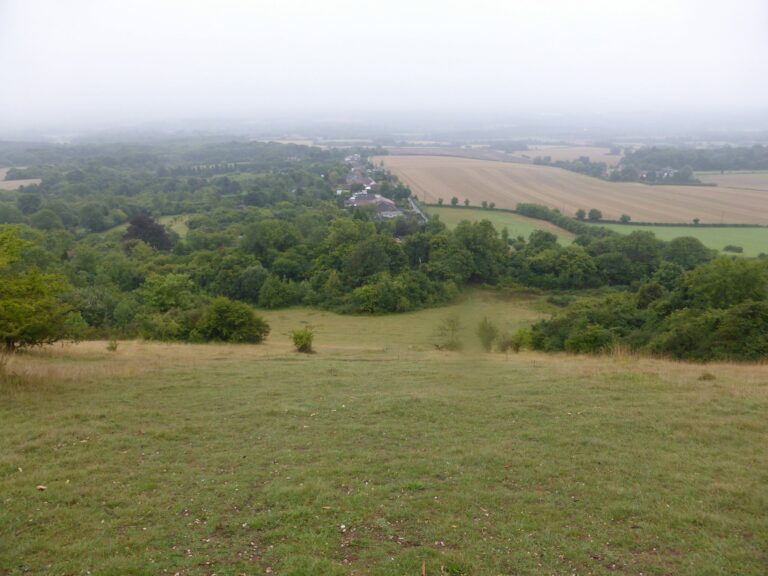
377;155;768;225
520;145;622;166
0;168;42;191
2;291;768;575
590;222;768;257
426;205;575;243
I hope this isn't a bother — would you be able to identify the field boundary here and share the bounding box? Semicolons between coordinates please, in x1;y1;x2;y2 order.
421;203;766;229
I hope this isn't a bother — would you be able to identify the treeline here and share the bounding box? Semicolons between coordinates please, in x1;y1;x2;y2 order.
1;138;765;361
622;144;768;172
530;257;768;361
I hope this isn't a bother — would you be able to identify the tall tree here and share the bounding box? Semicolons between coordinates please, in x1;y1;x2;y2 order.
0;228;75;351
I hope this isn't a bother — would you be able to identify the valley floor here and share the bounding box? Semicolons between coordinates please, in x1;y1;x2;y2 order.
2;293;767;575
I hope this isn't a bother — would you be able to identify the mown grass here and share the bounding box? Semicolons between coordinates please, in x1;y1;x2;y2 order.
589;222;768;257
2;292;767;575
425;206;575;244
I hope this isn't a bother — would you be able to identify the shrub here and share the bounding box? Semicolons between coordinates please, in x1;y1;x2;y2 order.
476;317;499;351
564;324;615;354
196;297;270;343
498;328;532;352
434;316;462;351
546;294;575;307
723;245;744;253
291;327;314;353
106;338;119;352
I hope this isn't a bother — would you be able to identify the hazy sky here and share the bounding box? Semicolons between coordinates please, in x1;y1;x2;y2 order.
1;0;766;131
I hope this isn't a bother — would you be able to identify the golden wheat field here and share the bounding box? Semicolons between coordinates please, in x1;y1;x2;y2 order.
520;145;622;166
377;155;768;224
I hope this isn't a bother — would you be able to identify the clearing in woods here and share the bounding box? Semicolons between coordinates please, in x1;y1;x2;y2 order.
2;291;768;575
0;167;42;190
377;155;768;224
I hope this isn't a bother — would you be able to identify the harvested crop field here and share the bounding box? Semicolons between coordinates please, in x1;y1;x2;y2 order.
377;155;768;224
0;168;41;190
698;171;768;192
520;145;622;166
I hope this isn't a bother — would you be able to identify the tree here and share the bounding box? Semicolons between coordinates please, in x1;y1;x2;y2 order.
0;228;75;351
437;198;444;205
481;201;488;209
575;209;586;221
123;213;172;251
619;214;631;223
588;208;602;222
463;199;470;207
451;196;459;206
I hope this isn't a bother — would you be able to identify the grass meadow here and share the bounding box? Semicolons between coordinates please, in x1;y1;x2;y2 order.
589;223;768;257
2;291;768;575
425;206;576;244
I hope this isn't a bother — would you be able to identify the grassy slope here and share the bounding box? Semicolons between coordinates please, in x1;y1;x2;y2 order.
590;222;768;257
425;206;575;244
2;292;768;575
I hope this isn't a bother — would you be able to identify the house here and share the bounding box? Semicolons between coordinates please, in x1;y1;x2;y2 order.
344;192;403;219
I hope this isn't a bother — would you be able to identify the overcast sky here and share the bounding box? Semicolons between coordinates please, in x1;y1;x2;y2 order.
0;0;766;132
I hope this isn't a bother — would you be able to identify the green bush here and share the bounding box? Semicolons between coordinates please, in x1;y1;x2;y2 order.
291;327;314;353
434;316;463;351
196;297;270;343
498;328;532;352
476;317;499;351
564;324;615;354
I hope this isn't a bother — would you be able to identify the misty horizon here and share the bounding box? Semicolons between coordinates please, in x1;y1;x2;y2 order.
1;0;767;136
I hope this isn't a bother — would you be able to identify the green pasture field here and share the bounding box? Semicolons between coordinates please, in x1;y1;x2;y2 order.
425;206;575;244
2;291;767;575
589;222;768;256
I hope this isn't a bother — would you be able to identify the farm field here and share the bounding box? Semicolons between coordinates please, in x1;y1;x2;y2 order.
698;170;768;192
590;222;768;257
0;167;41;190
377;155;768;224
426;205;575;243
520;145;622;166
3;291;768;575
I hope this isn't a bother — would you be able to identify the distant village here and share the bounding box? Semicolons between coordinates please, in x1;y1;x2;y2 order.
338;153;405;219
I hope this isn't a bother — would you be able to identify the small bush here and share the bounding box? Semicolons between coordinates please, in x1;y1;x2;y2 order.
434;316;463;351
291;327;314;353
476;317;499;351
546;294;575;307
499;328;532;353
723;245;744;253
106;338;119;352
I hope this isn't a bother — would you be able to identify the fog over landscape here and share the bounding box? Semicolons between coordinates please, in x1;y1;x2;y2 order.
1;0;767;135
